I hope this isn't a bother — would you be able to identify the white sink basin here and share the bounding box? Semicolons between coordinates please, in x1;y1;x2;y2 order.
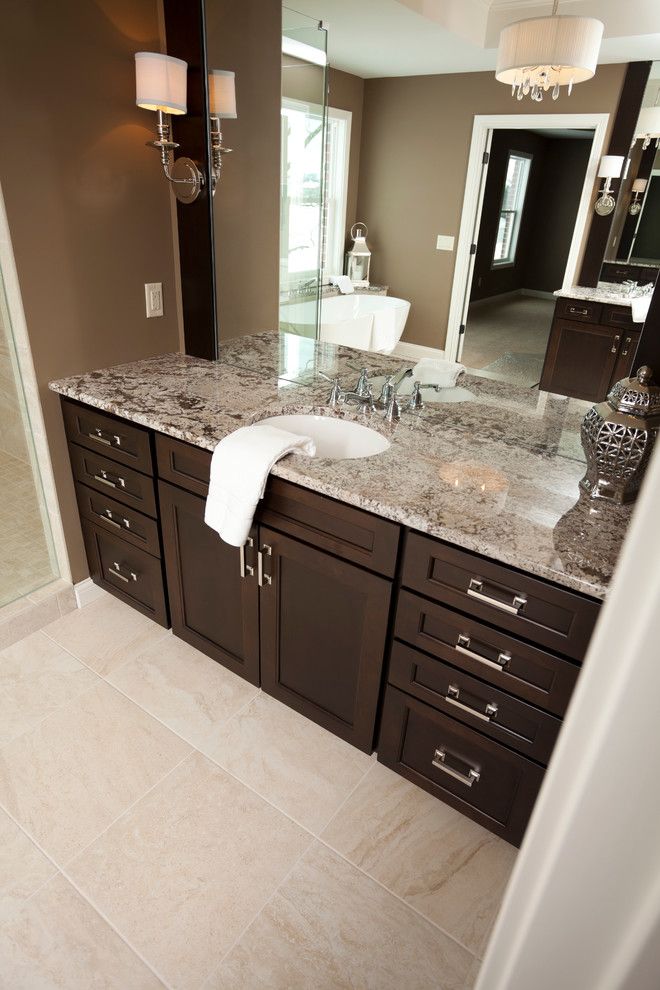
258;414;390;460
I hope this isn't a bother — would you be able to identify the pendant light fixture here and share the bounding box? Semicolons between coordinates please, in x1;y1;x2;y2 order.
496;1;604;103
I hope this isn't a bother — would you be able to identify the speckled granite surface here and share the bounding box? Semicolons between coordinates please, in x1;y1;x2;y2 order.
50;332;633;600
555;284;654;306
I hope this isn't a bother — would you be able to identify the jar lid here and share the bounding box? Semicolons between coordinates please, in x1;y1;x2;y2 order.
607;366;660;417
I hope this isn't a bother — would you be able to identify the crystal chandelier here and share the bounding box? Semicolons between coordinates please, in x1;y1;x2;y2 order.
496;1;604;102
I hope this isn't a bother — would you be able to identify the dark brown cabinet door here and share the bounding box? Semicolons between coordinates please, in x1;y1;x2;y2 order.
158;481;260;685
258;526;392;753
540;319;619;401
609;332;640;388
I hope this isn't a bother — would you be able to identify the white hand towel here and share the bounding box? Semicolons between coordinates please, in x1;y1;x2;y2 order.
412;358;465;388
205;424;315;547
631;294;652;324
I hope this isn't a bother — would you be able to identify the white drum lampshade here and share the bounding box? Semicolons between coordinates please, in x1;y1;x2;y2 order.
135;52;187;115
496;13;603;100
209;70;237;119
632;178;648;194
636;107;660;143
598;156;624;180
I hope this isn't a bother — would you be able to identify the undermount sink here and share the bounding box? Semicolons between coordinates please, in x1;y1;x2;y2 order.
258;414;390;460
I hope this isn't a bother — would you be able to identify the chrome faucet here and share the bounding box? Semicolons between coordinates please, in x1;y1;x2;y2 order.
377;367;413;421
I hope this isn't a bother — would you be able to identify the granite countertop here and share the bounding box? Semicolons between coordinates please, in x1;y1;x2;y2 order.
555;284;654;307
50;331;632;601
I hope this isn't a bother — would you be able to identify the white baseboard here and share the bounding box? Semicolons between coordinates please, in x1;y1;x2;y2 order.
392;341;445;362
74;578;105;609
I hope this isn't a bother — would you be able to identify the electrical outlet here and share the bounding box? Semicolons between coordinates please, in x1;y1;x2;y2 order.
145;282;163;318
436;235;455;252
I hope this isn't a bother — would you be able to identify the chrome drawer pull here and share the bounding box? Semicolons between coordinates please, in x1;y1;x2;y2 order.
97;510;121;530
611;334;621;355
455;634;511;671
622;336;632;356
258;544;272;587
88;428;122;448
239;537;255;579
93;470;126;490
108;562;137;584
446;684;498;722
432;748;480;787
568;306;588;316
467;578;527;615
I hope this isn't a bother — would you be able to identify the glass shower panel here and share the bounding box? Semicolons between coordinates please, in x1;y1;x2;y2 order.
0;269;58;607
280;7;328;339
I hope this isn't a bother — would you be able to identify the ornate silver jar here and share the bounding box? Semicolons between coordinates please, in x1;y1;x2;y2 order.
580;366;660;503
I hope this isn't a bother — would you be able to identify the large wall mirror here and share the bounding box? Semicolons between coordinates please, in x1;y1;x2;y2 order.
167;0;658;382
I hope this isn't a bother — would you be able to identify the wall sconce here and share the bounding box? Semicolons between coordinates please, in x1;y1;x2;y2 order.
594;155;624;216
209;70;237;193
629;178;648;216
636;107;660;150
135;51;204;204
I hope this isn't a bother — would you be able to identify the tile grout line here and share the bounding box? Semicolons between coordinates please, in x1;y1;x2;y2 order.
0;795;177;990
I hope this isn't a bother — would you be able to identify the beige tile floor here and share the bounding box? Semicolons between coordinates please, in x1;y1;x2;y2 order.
0;590;516;989
463;295;555;377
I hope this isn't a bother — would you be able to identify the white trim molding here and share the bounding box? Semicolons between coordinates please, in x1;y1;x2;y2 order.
74;579;105;609
446;112;609;362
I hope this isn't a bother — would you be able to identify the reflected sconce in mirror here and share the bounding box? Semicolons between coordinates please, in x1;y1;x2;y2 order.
636;107;660;150
629;178;648;216
594;156;624;216
208;70;237;194
135;51;205;204
495;0;603;102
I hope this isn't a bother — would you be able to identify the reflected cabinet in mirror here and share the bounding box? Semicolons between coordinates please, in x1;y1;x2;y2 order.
164;0;658;392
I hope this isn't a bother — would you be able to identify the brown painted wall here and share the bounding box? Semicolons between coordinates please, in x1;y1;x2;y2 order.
356;64;627;350
328;69;365;248
0;0;181;584
207;0;281;342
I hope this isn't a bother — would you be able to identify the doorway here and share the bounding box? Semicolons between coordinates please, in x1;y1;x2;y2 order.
446;113;609;380
463;128;594;386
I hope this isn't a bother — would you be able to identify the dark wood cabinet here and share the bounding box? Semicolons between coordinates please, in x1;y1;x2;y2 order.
159;481;260;686
540;298;642;402
259;527;392;752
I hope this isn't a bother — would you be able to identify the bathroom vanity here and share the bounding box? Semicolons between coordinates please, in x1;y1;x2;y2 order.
51;334;630;846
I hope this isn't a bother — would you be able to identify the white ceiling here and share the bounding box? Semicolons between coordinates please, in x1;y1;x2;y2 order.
287;0;660;79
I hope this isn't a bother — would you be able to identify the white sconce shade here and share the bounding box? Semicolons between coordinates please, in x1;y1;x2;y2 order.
209;70;237;119
135;52;187;116
496;14;603;101
598;156;624;180
636;107;660;141
632;178;648;194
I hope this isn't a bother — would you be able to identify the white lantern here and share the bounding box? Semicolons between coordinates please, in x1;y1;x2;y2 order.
346;223;371;287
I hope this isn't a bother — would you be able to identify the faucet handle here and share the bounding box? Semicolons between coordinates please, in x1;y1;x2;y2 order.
328;378;344;408
355;367;370;397
384;394;402;423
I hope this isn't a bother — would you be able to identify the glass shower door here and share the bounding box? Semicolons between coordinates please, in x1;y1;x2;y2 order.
0;268;58;607
279;7;328;339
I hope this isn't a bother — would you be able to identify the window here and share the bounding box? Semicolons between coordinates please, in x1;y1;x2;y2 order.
280;99;351;290
493;152;532;267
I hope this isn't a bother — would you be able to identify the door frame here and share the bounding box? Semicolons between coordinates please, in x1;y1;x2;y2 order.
445;112;610;362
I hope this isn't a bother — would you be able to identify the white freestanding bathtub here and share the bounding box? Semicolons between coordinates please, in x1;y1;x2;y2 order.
319;294;411;353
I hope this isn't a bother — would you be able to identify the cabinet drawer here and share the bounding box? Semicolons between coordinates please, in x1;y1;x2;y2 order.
378;687;544;846
601;305;637;331
156;433;211;497
402;532;599;661
259;478;400;577
81;521;168;627
69;443;157;518
62;399;152;475
554;297;602;324
394;592;579;716
75;483;161;557
389;641;561;764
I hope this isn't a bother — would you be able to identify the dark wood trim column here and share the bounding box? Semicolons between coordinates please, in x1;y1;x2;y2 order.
579;61;652;288
163;0;217;360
